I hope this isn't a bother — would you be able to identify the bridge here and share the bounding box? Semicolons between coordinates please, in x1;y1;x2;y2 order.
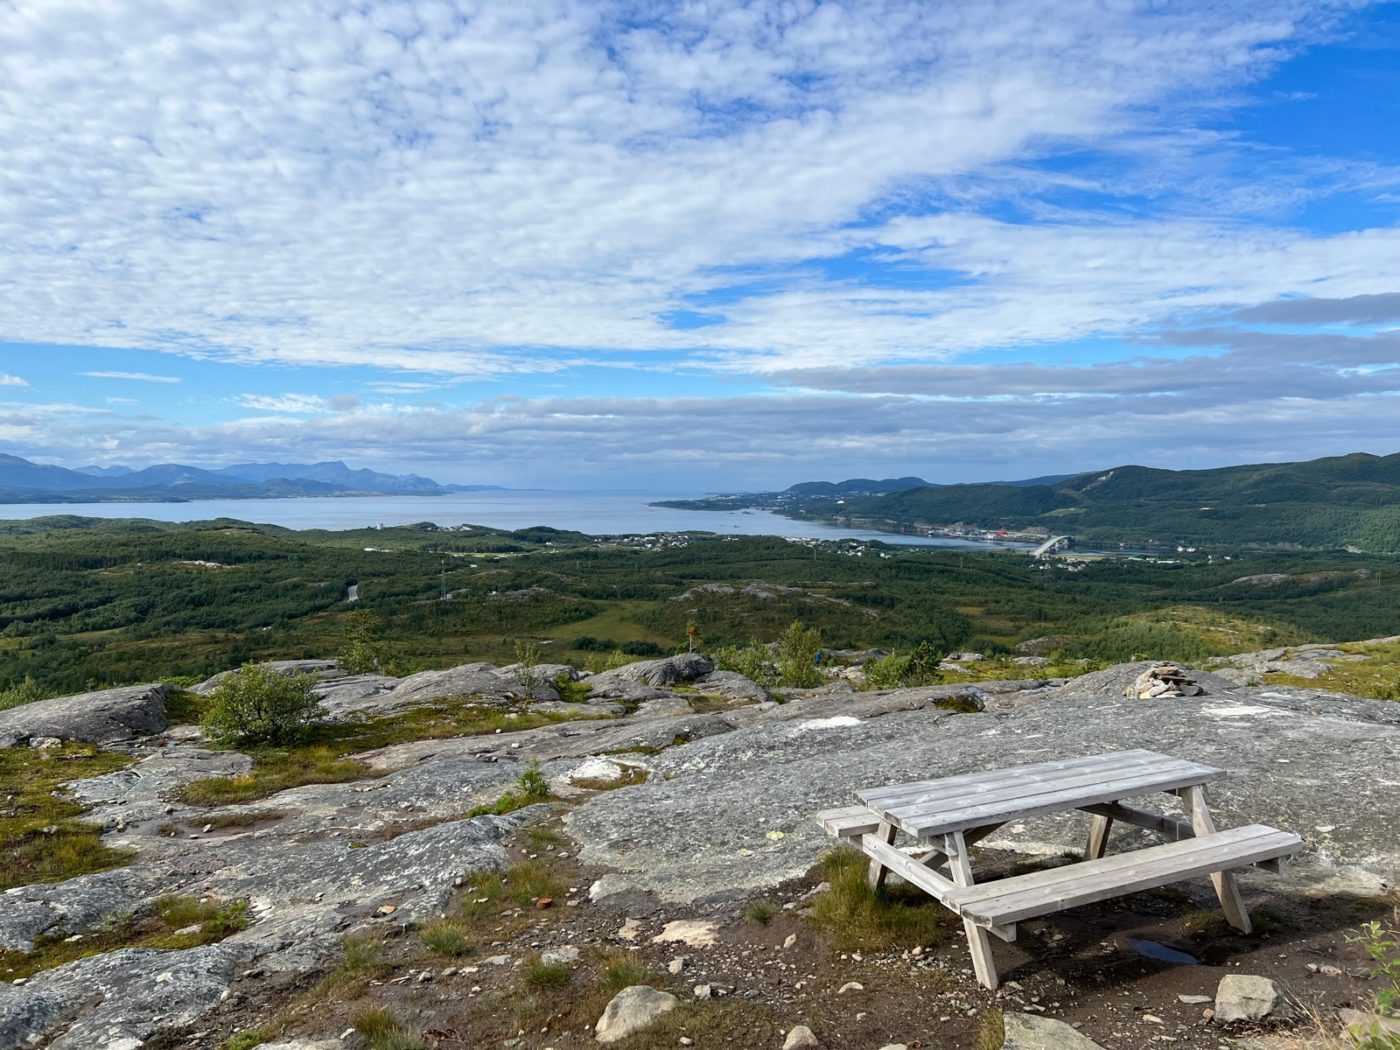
1031;535;1072;557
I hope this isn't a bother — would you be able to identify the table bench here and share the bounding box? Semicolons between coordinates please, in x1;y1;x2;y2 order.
817;749;1301;989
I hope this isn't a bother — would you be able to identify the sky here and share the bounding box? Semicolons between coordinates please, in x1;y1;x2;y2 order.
2;0;1400;490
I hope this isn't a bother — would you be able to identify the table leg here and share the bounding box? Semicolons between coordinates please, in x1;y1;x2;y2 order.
1182;784;1252;934
867;820;898;890
946;829;999;990
1086;812;1114;860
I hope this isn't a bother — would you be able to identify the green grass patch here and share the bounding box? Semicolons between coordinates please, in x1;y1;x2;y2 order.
0;894;248;980
179;699;602;805
808;847;960;952
0;743;136;890
599;954;650;993
1265;638;1400;701
521;957;571;989
418;918;472;957
464;765;551;818
353;1006;430;1050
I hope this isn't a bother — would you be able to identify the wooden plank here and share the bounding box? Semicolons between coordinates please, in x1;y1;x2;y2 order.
1183;784;1252;934
817;806;881;839
856;831;962;906
902;766;1226;837
956;826;1300;926
945;829;999;991
886;756;1213;824
1079;801;1195;841
867;820;898;890
1086;813;1113;861
949;824;1291;910
859;749;1174;808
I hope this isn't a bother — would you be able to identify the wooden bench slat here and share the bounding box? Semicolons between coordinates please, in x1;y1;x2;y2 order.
817;805;881;839
955;825;1301;926
858;749;1171;806
904;765;1227;837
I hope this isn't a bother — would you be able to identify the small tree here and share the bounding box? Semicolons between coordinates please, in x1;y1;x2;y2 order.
202;663;325;745
776;620;824;688
339;609;387;674
685;620;701;654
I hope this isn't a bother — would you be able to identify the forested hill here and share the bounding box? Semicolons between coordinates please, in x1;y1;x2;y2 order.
837;452;1400;552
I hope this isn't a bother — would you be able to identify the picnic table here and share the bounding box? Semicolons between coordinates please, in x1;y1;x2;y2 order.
817;749;1301;990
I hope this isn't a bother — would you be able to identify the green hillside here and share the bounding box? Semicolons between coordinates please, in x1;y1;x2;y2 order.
838;452;1400;552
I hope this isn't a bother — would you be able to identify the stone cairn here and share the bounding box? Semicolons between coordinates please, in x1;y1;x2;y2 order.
1125;664;1204;699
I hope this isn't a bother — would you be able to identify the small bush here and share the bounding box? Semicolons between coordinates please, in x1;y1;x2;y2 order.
202;663;326;745
0;676;46;711
466;763;551;818
713;639;774;685
744;901;776;925
776;621;824;688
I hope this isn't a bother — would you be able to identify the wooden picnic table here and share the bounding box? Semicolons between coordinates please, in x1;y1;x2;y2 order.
817;748;1301;989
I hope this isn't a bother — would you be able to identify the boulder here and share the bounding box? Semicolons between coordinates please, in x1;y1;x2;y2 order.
383;663;542;706
1214;974;1293;1024
0;683;171;747
783;1025;819;1049
191;660;339;694
1001;1013;1105;1048
694;670;772;705
594;985;679;1043
588;654;715;690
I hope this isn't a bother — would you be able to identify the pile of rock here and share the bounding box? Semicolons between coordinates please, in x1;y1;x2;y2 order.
1124;664;1203;699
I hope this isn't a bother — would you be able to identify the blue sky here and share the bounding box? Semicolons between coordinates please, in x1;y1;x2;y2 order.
2;0;1400;488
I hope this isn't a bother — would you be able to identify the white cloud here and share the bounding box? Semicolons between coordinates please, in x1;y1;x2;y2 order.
83;371;181;383
234;393;330;414
0;0;1380;377
0;374;27;386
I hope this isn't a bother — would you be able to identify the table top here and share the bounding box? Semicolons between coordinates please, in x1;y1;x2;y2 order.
856;748;1224;838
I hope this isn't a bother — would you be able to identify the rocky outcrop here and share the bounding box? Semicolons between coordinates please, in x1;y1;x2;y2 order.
569;675;1400;903
0;683;171;747
587;653;714;691
1212;639;1398;684
4;650;1399;1047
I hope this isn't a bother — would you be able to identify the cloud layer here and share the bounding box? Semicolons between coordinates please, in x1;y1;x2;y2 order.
2;1;1398;484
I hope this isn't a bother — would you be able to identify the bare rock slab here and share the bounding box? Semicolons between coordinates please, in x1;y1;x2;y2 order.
595;985;679;1043
1214;974;1294;1024
1001;1012;1105;1049
0;683;171;747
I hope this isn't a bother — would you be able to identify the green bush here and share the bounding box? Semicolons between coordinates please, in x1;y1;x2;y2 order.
863;641;942;690
776;620;823;688
339;609;387;674
201;663;326;745
0;676;46;712
713;639;773;684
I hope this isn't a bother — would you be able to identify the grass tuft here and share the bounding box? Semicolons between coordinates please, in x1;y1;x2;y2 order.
521;958;572;989
744;900;776;925
353;1006;430;1050
419;918;472;957
808;847;959;952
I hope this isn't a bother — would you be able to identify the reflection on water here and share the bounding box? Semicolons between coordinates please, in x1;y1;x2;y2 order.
1127;938;1200;965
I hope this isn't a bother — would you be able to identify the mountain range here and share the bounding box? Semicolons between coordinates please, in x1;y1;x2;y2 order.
0;455;493;503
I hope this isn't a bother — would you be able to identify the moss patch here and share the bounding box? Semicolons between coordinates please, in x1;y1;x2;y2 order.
0;743;135;890
0;895;248;980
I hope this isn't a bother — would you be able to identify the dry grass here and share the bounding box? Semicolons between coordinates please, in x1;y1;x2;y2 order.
808;847;960;952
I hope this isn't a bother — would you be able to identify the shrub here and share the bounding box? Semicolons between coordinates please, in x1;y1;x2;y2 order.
0;676;45;711
201;663;326;746
776;620;823;688
863;641;943;690
1347;920;1400;1048
339;609;387;674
